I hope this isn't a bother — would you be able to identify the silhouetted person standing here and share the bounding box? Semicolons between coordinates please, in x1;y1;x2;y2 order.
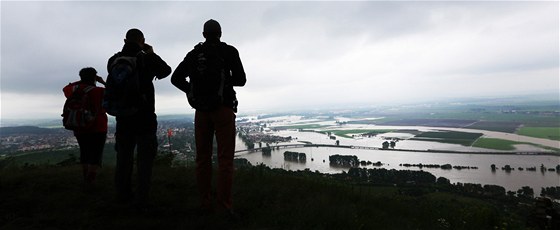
63;67;108;187
108;28;171;210
171;19;246;217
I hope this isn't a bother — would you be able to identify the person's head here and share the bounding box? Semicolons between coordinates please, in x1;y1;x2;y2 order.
79;67;98;84
203;19;221;41
125;28;145;47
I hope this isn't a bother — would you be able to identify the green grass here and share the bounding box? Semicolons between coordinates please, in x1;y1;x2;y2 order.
411;131;483;146
6;143;117;166
472;138;523;151
0;163;527;229
465;121;521;133
7;149;80;165
472;138;560;153
517;127;560;141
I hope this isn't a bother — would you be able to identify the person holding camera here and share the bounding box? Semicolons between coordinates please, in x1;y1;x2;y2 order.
107;28;171;211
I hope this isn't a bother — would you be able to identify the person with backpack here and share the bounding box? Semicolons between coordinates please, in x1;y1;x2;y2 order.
62;67;108;187
171;19;246;218
106;28;171;211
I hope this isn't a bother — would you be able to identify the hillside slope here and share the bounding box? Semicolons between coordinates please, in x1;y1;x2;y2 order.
0;162;553;230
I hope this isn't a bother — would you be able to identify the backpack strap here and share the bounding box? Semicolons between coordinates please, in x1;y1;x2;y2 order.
112;51;145;74
72;85;95;94
83;85;95;93
69;85;95;100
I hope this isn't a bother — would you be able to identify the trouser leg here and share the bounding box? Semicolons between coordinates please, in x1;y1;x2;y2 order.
215;106;236;210
86;133;105;184
115;134;135;202
135;133;157;205
195;110;214;209
76;134;88;182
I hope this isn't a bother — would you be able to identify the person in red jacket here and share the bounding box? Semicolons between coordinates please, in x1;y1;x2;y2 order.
63;67;108;186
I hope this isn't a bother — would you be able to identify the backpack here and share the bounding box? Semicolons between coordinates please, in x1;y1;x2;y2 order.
62;84;96;131
187;42;227;111
103;52;144;117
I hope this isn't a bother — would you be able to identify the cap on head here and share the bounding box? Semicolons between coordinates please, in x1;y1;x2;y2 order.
79;67;97;83
125;28;144;44
203;19;221;38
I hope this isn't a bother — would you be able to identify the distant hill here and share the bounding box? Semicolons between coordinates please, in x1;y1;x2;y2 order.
158;114;194;121
0;118;62;128
0;126;66;136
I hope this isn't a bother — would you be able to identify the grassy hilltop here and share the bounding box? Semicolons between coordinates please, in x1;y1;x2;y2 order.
1;156;557;230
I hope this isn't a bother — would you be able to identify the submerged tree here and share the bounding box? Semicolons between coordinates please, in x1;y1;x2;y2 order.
329;154;359;167
284;151;306;163
382;141;390;149
262;147;271;156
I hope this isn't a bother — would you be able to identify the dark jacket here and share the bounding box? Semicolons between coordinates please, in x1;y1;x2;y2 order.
171;41;246;111
107;42;171;115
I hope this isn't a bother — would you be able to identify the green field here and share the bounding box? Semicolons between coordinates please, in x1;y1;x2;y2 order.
3;143;117;167
411;131;483;146
465;121;521;133
320;129;394;138
471;138;523;151
517;127;560;141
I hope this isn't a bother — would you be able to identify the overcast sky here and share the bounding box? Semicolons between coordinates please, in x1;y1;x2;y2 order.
1;1;558;120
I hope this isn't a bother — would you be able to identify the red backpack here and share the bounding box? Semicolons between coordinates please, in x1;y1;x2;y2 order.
62;84;96;131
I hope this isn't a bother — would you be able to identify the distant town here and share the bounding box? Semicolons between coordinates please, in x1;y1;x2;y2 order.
1;126;85;154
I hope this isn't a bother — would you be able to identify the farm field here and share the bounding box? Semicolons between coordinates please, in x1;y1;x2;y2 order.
246;111;559;153
471;138;522;151
410;131;483;146
272;124;329;130
465;121;521;133
517;127;560;141
320;129;394;138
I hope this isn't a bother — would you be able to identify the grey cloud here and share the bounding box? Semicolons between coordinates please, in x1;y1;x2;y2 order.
1;1;558;119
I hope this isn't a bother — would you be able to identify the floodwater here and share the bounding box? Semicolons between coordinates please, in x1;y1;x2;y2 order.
235;128;560;193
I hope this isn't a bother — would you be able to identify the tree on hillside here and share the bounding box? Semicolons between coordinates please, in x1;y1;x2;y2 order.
437;177;450;185
483;185;506;198
518;186;534;199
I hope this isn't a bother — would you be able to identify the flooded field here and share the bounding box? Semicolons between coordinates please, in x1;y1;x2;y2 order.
235;115;560;192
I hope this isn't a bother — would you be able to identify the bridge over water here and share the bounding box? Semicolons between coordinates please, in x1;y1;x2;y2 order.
234;144;555;156
235;143;379;154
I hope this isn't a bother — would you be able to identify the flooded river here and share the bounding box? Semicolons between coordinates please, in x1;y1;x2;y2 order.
235;128;560;193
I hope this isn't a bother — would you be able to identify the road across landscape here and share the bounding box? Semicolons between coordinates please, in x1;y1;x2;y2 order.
235;143;556;156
